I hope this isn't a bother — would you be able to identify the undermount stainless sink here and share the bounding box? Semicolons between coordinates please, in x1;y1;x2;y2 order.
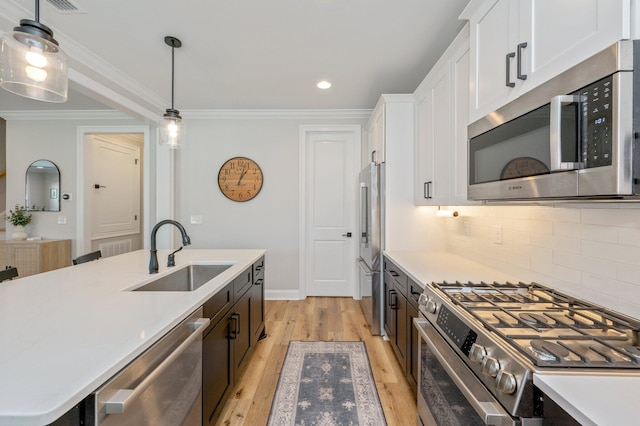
133;264;233;292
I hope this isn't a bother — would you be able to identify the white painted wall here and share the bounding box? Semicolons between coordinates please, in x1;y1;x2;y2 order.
5;116;145;255
440;204;640;319
174;115;368;296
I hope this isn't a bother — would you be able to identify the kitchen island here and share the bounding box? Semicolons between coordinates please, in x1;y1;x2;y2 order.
0;249;265;426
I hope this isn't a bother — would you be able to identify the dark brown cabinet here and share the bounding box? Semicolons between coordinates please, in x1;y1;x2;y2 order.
383;255;420;396
202;256;266;426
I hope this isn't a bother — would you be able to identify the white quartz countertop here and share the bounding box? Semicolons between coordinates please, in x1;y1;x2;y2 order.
383;250;519;285
0;249;264;426
534;372;640;426
384;250;640;426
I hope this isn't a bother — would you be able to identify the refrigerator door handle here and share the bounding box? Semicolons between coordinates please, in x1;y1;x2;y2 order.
357;258;373;276
360;182;368;244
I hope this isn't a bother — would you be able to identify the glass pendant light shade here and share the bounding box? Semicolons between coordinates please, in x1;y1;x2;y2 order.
159;108;185;149
159;36;184;149
0;19;68;102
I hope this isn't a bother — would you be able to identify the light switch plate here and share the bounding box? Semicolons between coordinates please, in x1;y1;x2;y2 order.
190;215;203;225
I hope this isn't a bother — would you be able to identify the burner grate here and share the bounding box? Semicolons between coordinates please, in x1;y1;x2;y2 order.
433;281;640;368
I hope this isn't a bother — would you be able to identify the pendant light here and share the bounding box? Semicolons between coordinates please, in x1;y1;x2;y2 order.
159;36;185;149
0;0;68;102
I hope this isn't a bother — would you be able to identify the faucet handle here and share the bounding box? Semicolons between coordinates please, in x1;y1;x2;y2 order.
167;246;183;267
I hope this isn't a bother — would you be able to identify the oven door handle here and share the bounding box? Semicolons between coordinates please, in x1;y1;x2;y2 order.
550;94;584;171
414;318;515;426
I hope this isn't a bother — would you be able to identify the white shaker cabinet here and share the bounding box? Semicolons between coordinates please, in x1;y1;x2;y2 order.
367;101;385;164
366;94;414;166
465;0;631;123
414;25;475;206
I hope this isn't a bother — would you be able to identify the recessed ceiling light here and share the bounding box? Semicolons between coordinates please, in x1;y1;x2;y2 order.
317;81;331;89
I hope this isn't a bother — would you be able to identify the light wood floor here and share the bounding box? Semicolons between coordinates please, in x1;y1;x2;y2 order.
216;297;417;425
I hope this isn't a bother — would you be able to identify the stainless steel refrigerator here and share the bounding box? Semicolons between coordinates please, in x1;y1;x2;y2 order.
357;161;383;335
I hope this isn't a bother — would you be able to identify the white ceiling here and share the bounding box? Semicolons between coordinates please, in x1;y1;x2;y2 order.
0;0;470;117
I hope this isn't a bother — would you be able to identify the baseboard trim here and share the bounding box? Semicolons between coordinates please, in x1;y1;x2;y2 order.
265;289;304;300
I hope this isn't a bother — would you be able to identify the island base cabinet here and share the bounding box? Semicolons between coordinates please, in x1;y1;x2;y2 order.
203;256;266;425
203;316;233;426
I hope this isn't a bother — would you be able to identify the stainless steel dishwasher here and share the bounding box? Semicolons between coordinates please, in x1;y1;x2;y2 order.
86;308;209;425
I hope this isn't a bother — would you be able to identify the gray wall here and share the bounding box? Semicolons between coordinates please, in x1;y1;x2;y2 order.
175;116;368;296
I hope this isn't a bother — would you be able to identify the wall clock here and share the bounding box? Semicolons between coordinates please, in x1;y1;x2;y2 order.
217;156;263;202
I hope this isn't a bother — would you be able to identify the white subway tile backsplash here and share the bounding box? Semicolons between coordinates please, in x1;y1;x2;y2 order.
442;204;640;318
581;207;640;228
550;236;581;254
617;263;640;286
617;227;640;247
553;222;582;239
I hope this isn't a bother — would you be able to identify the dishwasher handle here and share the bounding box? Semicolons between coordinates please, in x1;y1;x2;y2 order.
104;317;210;414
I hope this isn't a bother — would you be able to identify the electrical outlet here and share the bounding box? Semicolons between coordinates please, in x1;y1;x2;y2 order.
494;225;503;245
464;222;470;236
190;215;203;225
57;215;67;225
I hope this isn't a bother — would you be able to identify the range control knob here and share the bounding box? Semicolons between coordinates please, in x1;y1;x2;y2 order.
481;356;500;377
496;370;518;395
469;343;487;363
418;293;429;306
425;299;438;314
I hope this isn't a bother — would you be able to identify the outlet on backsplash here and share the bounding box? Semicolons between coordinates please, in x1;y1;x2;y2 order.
493;225;503;245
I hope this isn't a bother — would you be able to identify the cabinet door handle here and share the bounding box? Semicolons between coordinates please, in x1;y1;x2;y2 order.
517;42;527;80
230;313;239;339
505;52;516;87
389;290;397;310
424;181;432;199
254;278;263;286
390;270;399;277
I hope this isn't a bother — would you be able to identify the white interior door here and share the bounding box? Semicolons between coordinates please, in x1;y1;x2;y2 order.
303;127;359;297
90;135;141;238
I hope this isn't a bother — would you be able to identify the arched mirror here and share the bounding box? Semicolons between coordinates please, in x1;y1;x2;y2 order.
25;160;60;212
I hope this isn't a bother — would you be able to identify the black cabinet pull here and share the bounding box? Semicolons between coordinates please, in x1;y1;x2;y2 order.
505;52;516;87
230;313;240;339
424;181;432;199
517;42;527;80
390;270;399;277
390;290;398;310
254;278;263;286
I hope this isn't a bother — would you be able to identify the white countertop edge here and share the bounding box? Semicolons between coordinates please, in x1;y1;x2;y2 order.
0;248;265;426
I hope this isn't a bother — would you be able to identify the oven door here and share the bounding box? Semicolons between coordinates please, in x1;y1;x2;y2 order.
413;317;516;426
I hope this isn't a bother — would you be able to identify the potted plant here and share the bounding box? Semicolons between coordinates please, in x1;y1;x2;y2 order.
7;204;32;240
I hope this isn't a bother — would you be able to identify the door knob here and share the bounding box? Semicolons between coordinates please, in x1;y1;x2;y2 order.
342;232;352;237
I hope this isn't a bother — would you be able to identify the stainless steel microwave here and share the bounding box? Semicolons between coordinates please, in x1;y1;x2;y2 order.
468;40;640;201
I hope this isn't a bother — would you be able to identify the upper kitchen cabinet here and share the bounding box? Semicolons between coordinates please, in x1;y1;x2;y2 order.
465;0;631;123
366;95;414;166
414;24;476;206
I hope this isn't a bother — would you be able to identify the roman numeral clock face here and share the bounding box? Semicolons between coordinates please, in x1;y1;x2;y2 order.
217;157;264;202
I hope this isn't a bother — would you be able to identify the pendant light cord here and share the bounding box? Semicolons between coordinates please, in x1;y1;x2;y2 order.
35;0;39;22
171;43;175;110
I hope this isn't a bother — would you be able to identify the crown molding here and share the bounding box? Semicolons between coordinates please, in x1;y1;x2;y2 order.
0;110;134;121
182;109;373;120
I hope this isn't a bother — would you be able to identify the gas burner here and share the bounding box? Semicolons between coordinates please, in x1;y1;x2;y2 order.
530;340;570;362
519;313;549;326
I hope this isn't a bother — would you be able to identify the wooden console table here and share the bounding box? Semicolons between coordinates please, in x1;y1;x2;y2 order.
0;239;72;278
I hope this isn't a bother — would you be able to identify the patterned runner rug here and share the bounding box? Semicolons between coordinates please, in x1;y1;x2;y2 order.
267;341;387;426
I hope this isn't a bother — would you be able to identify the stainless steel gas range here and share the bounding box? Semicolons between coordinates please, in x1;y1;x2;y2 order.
414;281;640;425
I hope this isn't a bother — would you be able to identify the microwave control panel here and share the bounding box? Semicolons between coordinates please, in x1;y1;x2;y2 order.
580;75;613;168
